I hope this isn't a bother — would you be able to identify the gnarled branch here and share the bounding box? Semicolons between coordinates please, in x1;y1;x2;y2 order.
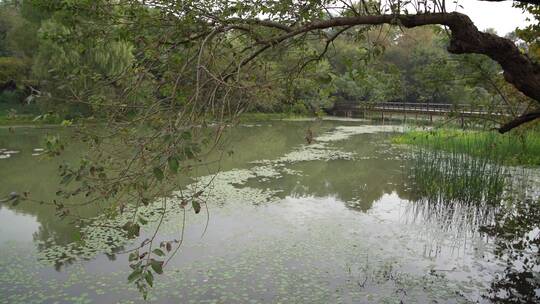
499;111;540;133
226;12;540;131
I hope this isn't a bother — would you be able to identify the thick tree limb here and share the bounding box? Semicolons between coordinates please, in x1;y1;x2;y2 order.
228;12;540;130
499;111;540;133
480;0;540;4
260;13;540;102
228;18;293;32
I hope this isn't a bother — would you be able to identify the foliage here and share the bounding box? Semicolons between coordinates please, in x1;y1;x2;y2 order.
406;138;540;303
407;147;507;205
514;2;540;62
0;0;537;299
394;128;540;166
394;129;540;166
0;56;28;85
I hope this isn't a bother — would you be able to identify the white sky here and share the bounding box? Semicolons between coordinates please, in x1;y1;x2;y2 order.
454;0;532;35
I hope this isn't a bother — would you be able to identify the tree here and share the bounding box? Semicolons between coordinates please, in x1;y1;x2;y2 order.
13;0;538;297
40;0;538;131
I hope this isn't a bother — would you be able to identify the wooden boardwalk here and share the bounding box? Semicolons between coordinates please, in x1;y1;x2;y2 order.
327;102;513;120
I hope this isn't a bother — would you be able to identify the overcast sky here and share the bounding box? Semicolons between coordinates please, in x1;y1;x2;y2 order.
454;0;532;35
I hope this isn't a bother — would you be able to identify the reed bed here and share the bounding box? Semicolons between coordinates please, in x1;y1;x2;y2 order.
394;128;540;166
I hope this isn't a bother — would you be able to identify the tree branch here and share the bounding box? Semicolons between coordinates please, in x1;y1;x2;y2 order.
480;0;540;4
225;12;540;130
499;111;540;133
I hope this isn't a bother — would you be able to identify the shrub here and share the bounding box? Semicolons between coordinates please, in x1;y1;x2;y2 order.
0;56;28;84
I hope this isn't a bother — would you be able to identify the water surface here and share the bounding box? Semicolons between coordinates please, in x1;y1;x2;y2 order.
0;120;537;303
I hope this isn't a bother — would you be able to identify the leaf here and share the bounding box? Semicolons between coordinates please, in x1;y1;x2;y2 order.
152;248;165;257
129;252;138;262
150;259;164;274
153;167;164;181
128;269;142;283
168;157;179;173
181;131;192;140
123;222;141;237
192;200;201;214
145;271;154;287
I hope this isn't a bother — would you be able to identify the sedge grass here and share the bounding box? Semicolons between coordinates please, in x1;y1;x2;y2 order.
394;128;540;166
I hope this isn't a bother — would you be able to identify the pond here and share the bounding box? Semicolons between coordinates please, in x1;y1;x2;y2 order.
0;119;538;303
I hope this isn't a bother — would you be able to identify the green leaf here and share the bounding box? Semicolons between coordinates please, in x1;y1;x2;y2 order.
153;167;164;181
138;216;148;225
168;157;179;173
129;252;138;262
181;131;192;140
192;200;201;214
145;271;154;287
152;248;165;257
128;269;142;283
150;259;164;274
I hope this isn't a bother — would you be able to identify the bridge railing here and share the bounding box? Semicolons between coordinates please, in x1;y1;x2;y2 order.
359;102;514;115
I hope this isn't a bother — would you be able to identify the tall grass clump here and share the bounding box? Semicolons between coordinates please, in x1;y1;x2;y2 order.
409;148;507;205
405;147;509;234
394;128;540;166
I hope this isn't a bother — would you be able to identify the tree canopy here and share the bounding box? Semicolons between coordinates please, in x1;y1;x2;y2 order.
0;0;539;297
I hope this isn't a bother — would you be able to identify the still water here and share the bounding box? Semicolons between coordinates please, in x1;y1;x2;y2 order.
0;120;538;303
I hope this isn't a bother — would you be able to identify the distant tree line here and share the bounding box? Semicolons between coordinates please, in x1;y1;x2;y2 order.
0;1;536;121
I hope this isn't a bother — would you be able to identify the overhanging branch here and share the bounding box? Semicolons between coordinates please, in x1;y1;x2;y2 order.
224;11;540;131
499;111;540;133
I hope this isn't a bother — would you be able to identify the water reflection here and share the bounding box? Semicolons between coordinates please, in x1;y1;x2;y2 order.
0;122;539;303
480;197;540;303
257;155;410;212
403;147;540;303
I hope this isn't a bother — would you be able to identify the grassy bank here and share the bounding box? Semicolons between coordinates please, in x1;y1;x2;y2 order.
394;128;540;166
0;110;313;126
0;101;49;125
0;112;64;126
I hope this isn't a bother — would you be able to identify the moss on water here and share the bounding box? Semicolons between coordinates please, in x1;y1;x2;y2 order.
35;125;406;265
3;124;493;303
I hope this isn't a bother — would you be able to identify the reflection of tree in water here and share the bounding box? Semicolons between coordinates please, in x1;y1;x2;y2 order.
0;128;92;247
260;157;409;212
30;211;129;271
480;198;540;304
405;149;540;303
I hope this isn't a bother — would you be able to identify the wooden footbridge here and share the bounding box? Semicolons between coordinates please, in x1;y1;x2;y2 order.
327;102;513;121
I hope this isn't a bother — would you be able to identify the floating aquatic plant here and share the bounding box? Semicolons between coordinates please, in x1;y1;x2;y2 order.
32;124;406;293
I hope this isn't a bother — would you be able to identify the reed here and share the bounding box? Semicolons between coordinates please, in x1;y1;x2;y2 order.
408;148;507;206
394;128;540;166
